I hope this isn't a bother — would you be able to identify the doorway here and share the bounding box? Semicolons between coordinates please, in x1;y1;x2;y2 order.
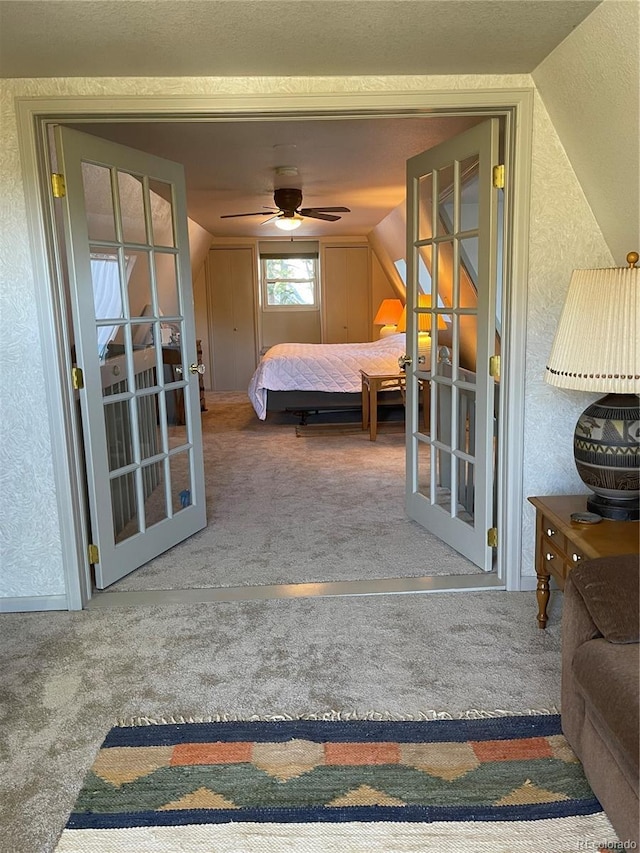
19;90;532;608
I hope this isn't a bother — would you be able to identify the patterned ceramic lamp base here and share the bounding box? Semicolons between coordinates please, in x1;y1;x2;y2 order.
574;393;640;521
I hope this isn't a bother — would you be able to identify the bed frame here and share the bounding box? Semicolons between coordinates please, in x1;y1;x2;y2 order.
266;389;403;424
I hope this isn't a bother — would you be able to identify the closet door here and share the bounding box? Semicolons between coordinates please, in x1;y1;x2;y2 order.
322;245;371;343
207;247;257;390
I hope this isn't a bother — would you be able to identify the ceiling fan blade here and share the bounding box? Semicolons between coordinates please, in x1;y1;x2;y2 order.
220;212;269;219
301;211;341;222
221;207;277;219
300;207;351;214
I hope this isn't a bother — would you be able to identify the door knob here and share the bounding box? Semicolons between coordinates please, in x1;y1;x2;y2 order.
398;354;412;371
189;363;205;375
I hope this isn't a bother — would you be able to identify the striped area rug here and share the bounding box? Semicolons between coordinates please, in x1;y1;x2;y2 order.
54;714;618;852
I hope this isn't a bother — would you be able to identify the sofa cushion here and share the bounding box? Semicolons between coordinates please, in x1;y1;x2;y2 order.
572;638;639;793
570;554;639;643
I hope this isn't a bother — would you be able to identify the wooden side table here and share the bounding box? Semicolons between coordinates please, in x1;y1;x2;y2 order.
528;495;639;628
360;371;405;441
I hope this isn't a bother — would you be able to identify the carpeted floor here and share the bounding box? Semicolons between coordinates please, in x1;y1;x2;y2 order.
1;392;578;853
1;589;566;853
109;392;481;592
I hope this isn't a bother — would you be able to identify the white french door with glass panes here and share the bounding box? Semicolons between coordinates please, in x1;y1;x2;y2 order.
54;126;206;588
404;118;500;571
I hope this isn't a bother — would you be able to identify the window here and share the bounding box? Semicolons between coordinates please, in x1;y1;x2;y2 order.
261;254;318;309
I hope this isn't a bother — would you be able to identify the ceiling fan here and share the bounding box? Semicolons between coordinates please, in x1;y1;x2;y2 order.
220;188;351;226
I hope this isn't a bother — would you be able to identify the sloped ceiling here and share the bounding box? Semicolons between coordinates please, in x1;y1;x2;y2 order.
0;1;601;78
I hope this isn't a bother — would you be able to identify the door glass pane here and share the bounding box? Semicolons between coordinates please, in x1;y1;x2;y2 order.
460;236;479;291
131;320;155;350
457;459;475;526
434;383;452;449
168;418;188;450
418;172;433;241
459;157;480;232
459;388;476;456
118;171;147;244
417;244;432;296
99;325;129;393
149;179;175;247
133;344;159;391
436;449;453;513
436;163;455;236
127;249;153;317
162;340;184;380
137;394;162;461
170;451;192;514
165;385;185;427
142;461;167;528
111;471;139;544
418;378;431;437
416;438;431;499
104;399;134;471
90;248;123;321
82;163;116;241
156;253;180;317
459;315;478;378
101;354;127;396
435;240;454;308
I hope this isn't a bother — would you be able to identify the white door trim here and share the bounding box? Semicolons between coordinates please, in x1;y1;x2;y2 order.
15;88;533;608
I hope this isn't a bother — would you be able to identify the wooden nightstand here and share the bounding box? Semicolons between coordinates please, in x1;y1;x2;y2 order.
528;495;639;628
360;370;430;441
360;371;405;441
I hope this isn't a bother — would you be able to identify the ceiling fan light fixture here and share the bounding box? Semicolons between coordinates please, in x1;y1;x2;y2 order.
275;166;298;177
274;215;303;232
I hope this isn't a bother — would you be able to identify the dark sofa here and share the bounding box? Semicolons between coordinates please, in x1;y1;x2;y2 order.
561;553;639;846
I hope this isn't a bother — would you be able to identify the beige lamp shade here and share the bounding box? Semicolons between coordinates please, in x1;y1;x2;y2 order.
545;262;640;394
373;298;403;326
396;295;447;333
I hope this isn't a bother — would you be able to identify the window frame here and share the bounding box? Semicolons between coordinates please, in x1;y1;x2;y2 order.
260;254;319;311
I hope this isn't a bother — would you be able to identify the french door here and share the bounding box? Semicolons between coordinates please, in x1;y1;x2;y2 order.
404;119;501;570
54;127;206;588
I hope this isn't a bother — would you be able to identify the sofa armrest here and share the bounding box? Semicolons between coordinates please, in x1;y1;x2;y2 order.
569;554;639;644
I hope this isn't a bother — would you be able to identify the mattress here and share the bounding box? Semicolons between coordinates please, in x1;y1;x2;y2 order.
248;333;406;419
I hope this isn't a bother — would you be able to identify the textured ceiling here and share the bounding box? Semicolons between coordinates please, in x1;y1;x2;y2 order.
70;115;485;237
0;0;601;78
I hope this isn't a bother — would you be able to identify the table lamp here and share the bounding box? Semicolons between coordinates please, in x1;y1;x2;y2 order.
373;299;403;338
397;295;447;363
544;252;639;520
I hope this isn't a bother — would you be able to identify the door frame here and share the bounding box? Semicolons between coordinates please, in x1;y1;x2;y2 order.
16;89;533;609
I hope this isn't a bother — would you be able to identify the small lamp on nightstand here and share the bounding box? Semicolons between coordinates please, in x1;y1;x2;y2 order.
544;252;640;520
373;299;404;338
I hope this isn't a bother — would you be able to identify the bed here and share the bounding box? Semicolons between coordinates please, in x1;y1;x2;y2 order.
248;333;407;420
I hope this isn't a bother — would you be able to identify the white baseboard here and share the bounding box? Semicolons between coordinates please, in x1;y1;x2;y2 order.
0;594;68;613
519;575;538;592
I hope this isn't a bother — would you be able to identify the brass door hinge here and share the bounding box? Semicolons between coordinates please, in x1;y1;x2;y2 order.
88;543;100;564
487;527;498;548
71;367;84;389
492;164;505;189
489;355;501;381
51;173;66;198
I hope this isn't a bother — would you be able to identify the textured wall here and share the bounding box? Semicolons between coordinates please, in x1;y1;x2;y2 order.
520;93;614;576
532;0;640;265
0;73;613;601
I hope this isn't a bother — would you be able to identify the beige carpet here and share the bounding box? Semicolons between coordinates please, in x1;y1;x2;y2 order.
110;392;480;592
